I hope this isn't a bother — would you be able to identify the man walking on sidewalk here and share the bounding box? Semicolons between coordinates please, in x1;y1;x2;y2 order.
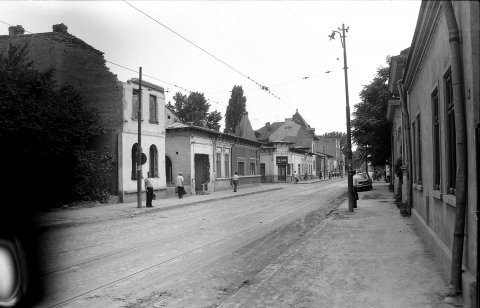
144;173;154;208
176;172;186;199
232;172;239;192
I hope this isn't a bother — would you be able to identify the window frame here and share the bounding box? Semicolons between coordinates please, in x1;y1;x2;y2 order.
149;144;159;178
238;161;245;176
132;89;139;120
444;69;456;194
250;162;256;175
432;88;441;190
149;94;158;124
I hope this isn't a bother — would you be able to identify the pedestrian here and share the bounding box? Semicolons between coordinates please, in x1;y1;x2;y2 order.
232;172;239;192
176;172;186;199
144;172;154;208
293;171;299;184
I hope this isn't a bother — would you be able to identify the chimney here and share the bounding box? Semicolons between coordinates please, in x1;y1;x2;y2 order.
52;23;68;34
265;122;270;127
8;25;25;37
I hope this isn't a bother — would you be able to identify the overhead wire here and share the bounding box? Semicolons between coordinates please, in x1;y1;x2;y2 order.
122;0;284;102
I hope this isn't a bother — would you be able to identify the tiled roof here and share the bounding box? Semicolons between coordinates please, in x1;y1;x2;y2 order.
254;122;284;141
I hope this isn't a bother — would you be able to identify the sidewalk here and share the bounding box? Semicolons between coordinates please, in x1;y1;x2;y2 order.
221;182;455;308
34;184;286;229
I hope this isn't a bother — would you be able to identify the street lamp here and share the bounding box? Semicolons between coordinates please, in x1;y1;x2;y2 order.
329;24;356;212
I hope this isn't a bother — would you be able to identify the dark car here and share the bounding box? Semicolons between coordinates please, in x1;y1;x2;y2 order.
353;172;372;191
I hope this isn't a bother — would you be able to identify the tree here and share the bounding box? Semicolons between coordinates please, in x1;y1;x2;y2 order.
351;66;392;167
224;85;246;133
170;91;222;131
0;43;109;208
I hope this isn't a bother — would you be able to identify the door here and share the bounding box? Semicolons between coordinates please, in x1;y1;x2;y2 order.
165;156;172;185
278;165;287;182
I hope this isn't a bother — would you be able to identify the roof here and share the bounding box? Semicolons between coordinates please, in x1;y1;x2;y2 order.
166;122;262;147
254;122;284;141
291;109;311;130
129;78;164;93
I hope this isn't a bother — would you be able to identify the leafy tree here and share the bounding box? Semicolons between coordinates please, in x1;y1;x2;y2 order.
0;43;109;208
170;91;222;131
351;66;392;167
224;85;247;133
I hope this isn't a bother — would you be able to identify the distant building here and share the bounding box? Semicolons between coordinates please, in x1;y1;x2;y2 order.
255;110;317;180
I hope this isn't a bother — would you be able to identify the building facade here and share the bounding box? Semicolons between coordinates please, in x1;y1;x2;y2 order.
118;79;166;202
166;120;261;195
396;2;479;305
255;110;317;180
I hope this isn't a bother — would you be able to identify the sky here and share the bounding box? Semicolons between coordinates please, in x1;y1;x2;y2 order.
0;0;421;133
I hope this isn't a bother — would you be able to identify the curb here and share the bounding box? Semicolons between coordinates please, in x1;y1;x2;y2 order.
36;187;284;229
131;187;284;217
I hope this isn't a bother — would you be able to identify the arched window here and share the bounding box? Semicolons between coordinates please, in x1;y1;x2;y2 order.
131;143;138;180
149;145;158;178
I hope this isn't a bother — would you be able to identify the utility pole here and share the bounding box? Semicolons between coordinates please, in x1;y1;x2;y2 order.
329;24;356;212
137;67;143;209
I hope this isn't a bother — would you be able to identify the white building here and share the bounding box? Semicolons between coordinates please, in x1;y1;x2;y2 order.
118;78;166;202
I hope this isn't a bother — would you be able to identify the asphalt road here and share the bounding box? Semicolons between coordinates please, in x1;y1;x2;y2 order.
36;180;347;307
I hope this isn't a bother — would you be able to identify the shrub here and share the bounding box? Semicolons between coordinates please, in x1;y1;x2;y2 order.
72;150;114;204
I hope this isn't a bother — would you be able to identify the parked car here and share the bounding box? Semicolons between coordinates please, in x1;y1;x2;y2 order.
353;172;372;191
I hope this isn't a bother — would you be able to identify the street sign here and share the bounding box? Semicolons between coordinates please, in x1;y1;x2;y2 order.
141;153;147;165
276;156;288;165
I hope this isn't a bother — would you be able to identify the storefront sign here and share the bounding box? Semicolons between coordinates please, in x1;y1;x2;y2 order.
276;156;288;165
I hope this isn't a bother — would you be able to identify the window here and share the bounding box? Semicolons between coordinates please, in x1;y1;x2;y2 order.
149;95;158;124
132;89;139;120
432;89;440;190
131;143;138;180
238;162;245;176
149;145;158;178
225;153;230;177
260;163;266;176
416;114;422;184
216;152;222;177
287;164;291;175
445;71;456;194
250;162;256;175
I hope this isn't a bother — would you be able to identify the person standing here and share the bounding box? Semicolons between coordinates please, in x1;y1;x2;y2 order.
293;171;299;184
232;172;239;192
144;173;154;208
176;172;186;199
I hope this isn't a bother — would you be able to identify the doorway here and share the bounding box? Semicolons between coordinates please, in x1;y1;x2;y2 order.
165;156;172;185
194;154;210;191
278;165;287;182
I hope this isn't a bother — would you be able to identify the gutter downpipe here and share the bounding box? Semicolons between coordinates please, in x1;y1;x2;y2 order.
398;81;413;216
442;1;468;296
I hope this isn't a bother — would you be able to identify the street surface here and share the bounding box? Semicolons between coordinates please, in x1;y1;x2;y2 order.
35;180;346;307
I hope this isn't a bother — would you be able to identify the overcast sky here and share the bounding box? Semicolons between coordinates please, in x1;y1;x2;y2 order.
0;1;421;133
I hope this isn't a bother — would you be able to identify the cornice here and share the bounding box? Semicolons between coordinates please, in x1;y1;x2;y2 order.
404;1;442;90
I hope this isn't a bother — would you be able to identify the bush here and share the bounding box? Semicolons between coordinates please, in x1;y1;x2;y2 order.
72;150;114;204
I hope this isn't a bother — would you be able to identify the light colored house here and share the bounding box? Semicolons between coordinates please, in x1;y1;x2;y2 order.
255;110;317;180
259;141;314;183
166;116;261;195
118;78;166;202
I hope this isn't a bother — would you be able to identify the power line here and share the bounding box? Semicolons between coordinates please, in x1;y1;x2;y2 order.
0;20;227;108
122;0;284;102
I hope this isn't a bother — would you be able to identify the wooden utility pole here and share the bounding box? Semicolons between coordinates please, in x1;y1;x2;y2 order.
137;67;143;208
